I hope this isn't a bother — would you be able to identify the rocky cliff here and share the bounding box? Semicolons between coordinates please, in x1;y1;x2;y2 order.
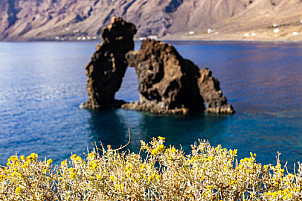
1;0;302;41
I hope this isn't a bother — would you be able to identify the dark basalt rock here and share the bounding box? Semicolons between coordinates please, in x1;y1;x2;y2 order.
83;17;234;114
123;39;204;114
82;17;137;109
198;68;234;114
122;39;234;114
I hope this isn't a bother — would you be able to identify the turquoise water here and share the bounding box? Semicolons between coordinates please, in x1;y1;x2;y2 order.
0;41;301;170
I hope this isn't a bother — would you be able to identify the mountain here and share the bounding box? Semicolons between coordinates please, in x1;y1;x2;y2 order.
0;0;302;41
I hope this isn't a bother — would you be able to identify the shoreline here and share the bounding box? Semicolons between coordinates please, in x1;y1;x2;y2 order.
1;40;302;44
157;38;302;44
159;35;302;43
2;33;302;43
1;37;302;43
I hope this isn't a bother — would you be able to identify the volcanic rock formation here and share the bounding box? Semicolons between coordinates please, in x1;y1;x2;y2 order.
198;68;234;114
123;39;204;114
83;17;234;114
82;17;137;109
122;39;234;114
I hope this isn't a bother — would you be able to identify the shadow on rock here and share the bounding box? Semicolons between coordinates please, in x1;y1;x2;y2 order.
83;17;234;115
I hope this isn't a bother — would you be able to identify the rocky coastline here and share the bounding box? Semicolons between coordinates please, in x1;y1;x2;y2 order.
83;17;234;115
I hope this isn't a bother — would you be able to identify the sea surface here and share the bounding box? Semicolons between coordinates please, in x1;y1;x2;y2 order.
0;41;301;170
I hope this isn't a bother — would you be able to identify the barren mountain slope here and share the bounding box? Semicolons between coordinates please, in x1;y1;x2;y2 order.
0;0;301;41
0;0;174;40
166;0;302;40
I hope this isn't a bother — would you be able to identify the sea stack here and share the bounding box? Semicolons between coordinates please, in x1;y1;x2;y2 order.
122;39;234;114
82;17;137;109
83;17;234;114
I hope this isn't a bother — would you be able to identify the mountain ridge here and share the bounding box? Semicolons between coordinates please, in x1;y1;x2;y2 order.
0;0;301;41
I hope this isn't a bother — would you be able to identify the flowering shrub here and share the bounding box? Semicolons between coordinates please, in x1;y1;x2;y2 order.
1;137;302;200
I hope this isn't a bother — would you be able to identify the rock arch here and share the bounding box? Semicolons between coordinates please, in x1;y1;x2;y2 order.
83;17;234;114
82;17;137;109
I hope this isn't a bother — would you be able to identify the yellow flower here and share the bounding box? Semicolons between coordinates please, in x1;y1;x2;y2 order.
61;160;67;166
87;153;95;159
229;179;237;185
159;144;165;150
26;153;38;162
11;172;17;178
151;144;165;155
8;155;19;162
70;172;76;179
0;174;6;182
96;174;102;180
156;175;161;180
206;185;213;191
70;154;77;160
47;159;52;165
15;186;22;194
125;164;132;172
148;173;156;182
115;184;124;190
21;162;29;169
140;140;146;149
89;160;98;170
286;192;293;199
272;192;278;198
158;136;165;141
69;168;75;172
140;164;147;171
20;156;25;161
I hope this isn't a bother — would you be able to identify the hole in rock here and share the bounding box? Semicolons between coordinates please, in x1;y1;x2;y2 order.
115;67;139;103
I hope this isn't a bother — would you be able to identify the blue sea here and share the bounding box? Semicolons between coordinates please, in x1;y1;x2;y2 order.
0;41;301;170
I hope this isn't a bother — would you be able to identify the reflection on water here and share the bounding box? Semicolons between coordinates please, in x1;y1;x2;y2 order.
88;110;130;150
0;41;301;171
87;109;229;153
86;108;302;170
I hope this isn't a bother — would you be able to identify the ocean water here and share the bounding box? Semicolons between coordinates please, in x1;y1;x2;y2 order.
0;41;301;170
